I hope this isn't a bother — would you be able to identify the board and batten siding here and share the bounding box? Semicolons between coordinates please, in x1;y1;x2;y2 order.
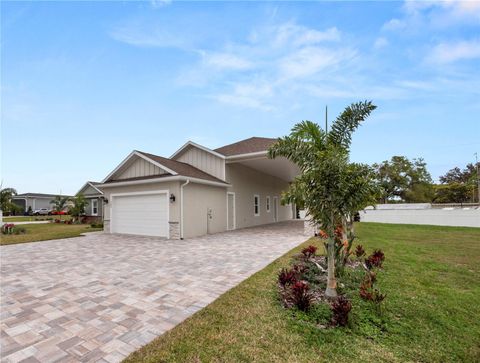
175;146;225;180
115;157;167;180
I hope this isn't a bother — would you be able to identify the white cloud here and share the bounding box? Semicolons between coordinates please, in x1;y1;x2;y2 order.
212;82;274;111
382;18;406;31
272;23;341;47
110;25;188;49
374;37;389;49
202;52;253;70
279;46;355;79
150;0;171;9
427;39;480;64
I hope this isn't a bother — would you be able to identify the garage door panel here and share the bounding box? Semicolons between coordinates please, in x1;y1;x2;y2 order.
111;193;168;237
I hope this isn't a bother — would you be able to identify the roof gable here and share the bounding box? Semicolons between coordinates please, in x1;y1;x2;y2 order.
76;182;103;196
170;141;225;160
214;137;277;156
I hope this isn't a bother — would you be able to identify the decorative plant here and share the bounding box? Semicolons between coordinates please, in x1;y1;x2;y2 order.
290;281;314;311
365;249;385;270
331;295;352;327
50;195;70;215
355;244;366;258
2;223;15;234
301;245;317;259
359;270;386;311
269;101;379;297
278;268;297;287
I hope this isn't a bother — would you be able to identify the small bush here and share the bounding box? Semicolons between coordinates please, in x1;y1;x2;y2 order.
90;222;104;228
13;227;26;235
290;281;314;311
355;244;366;258
278;268;297;287
359;271;386;309
331;296;352;327
301;245;317;259
365;249;385;269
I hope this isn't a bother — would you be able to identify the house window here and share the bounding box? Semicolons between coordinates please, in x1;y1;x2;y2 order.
91;199;98;216
254;195;260;216
266;196;271;213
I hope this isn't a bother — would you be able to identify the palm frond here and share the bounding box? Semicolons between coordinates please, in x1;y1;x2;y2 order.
328;100;376;150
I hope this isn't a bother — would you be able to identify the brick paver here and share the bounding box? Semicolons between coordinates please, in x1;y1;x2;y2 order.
1;221;304;362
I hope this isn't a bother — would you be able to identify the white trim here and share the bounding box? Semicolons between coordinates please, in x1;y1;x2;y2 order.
266;196;271;213
91;199;98;216
273;196;279;222
254;194;260;217
180;180;190;239
170;140;226;160
225;151;268;162
110;190;170;239
98;175;230;188
101;151;178;183
76;181;104;196
226;192;236;230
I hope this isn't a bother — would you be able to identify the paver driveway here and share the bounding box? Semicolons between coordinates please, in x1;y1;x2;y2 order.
1;221;305;363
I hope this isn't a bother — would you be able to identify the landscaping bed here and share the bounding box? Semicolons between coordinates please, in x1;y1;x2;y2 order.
123;223;480;363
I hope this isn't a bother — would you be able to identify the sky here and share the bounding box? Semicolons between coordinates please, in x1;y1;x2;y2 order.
1;0;479;195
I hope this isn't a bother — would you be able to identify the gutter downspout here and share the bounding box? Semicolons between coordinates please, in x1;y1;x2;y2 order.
180;179;190;240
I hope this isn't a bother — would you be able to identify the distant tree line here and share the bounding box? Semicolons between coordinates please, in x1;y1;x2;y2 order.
372;156;479;204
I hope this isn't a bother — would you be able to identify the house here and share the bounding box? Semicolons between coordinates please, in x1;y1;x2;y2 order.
12;193;72;214
76;181;104;221
97;137;301;239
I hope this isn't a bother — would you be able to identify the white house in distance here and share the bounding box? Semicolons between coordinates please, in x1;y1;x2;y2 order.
97;137;300;239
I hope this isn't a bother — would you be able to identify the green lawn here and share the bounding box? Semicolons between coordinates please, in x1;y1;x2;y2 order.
124;223;480;363
2;215;70;222
0;223;102;245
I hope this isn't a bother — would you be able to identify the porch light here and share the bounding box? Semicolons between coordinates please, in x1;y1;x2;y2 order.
170;194;176;203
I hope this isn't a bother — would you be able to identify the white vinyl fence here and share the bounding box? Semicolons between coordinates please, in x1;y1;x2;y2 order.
359;205;480;228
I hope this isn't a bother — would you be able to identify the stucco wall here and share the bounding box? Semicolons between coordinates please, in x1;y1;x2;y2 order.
102;181;181;233
225;163;292;229
175;146;225;180
359;209;480;228
182;183;227;238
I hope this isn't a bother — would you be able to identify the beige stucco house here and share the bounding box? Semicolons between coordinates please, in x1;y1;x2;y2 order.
97;137;300;239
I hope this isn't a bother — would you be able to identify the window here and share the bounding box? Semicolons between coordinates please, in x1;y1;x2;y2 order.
266;196;271;213
254;195;260;216
91;199;98;216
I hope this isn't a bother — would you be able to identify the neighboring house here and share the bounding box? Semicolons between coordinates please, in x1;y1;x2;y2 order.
97;137;301;239
12;193;72;214
76;181;104;220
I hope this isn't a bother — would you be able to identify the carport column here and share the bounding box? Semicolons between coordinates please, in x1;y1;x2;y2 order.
180;179;190;240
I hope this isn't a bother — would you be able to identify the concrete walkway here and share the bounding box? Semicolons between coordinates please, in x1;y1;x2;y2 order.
0;221;305;363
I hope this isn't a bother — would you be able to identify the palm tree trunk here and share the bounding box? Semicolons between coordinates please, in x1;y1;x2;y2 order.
325;211;337;298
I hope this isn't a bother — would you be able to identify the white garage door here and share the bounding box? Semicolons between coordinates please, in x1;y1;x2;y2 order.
111;193;168;237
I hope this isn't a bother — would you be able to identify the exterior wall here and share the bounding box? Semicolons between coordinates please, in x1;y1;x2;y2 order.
183;183;227;238
225;163;292;229
81;185;101;196
102;181;181;234
175;146;225;180
115;157;167;180
359;209;480;228
29;198;54;211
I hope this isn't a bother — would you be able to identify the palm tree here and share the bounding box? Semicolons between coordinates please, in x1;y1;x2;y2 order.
268;101;377;298
50;195;70;215
0;187;18;214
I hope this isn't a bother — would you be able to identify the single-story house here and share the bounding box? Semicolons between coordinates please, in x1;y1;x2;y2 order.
12;193;72;214
76;181;104;221
97;137;301;239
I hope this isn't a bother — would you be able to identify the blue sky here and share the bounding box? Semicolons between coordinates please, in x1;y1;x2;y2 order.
2;0;479;195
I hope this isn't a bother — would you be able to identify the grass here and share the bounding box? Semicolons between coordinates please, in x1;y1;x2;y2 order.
123;223;480;363
0;223;102;245
2;215;70;222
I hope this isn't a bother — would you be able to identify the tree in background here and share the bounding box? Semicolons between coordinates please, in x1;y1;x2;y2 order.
269;100;378;298
0;187;21;215
69;194;88;221
50;195;70;214
373;156;434;203
434;162;479;203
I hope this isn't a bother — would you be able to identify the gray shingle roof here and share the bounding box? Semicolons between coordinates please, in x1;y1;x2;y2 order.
214;137;277;156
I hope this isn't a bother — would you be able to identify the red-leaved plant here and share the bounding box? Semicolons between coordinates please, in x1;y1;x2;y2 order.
290;281;314;311
365;249;385;270
301;245;317;259
278;268;297;287
331;295;352;327
355;244;366;258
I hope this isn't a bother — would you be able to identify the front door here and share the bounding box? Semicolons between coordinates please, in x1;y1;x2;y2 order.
227;192;236;230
